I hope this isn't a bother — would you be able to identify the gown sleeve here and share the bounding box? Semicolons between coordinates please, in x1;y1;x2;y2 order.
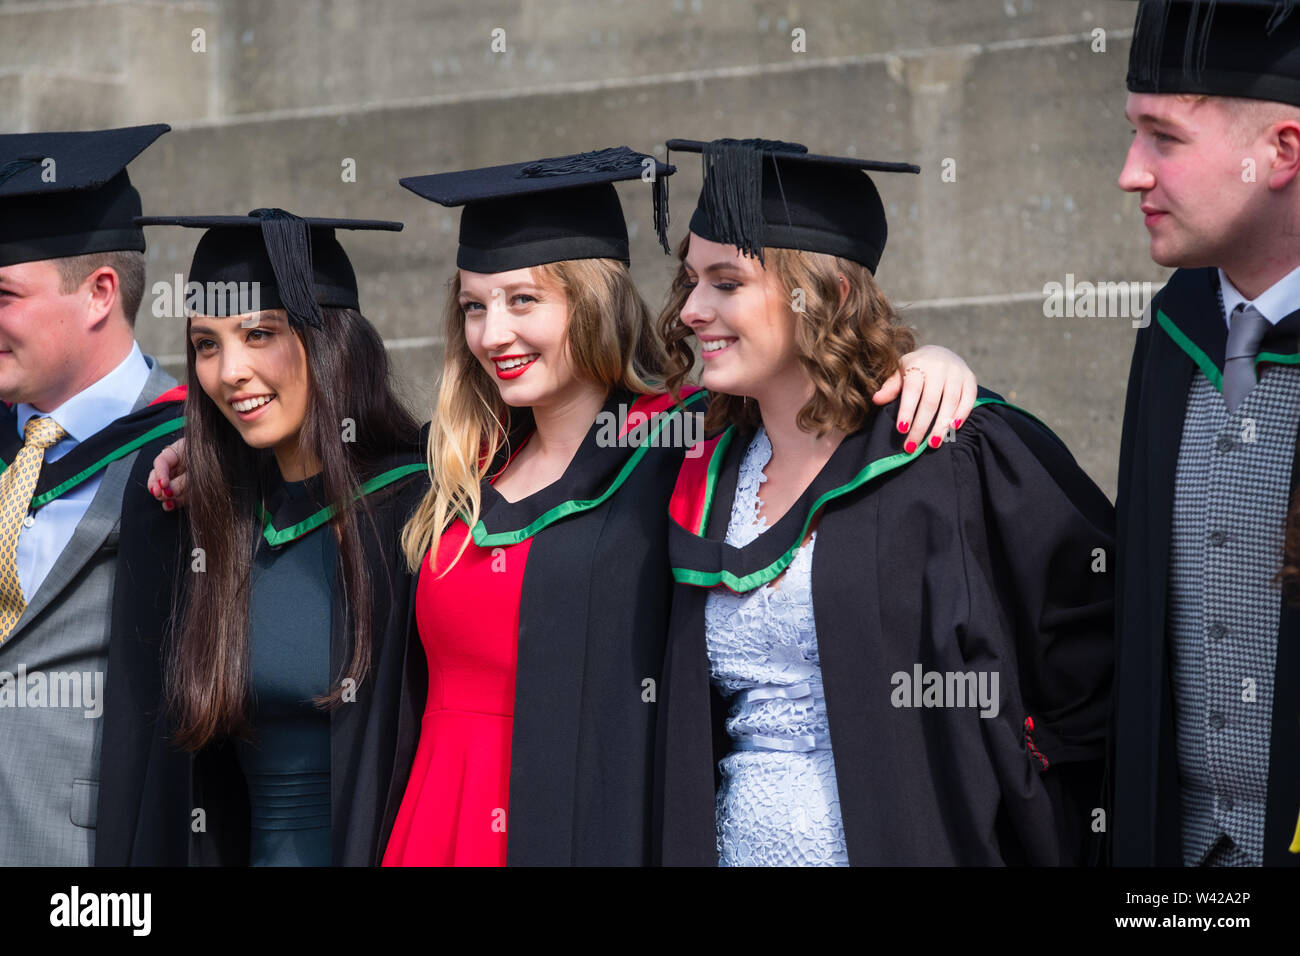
1104;318;1153;864
949;404;1116;864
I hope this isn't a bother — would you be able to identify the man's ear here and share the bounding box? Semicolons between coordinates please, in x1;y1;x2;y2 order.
83;266;121;330
1267;117;1300;190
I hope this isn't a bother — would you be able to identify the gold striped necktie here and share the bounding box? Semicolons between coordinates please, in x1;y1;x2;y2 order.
0;416;68;642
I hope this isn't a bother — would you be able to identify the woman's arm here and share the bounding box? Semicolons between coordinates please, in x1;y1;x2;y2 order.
871;345;976;451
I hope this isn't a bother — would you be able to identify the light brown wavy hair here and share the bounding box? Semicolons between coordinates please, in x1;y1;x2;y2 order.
400;258;666;575
657;236;915;435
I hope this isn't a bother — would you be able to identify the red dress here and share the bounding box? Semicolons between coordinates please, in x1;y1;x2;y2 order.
382;519;533;866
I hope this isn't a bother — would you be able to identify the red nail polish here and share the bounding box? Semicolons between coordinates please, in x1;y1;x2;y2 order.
904;440;917;454
897;421;909;433
164;487;173;498
929;435;942;448
953;418;963;429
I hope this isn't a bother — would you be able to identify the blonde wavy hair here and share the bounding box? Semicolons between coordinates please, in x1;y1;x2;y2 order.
658;238;915;436
401;258;666;574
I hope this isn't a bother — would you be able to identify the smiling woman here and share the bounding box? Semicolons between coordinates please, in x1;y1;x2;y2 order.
384;149;683;866
457;268;574;400
662;236;913;439
188;310;316;480
136;210;426;866
653;138;1115;867
382;144;982;868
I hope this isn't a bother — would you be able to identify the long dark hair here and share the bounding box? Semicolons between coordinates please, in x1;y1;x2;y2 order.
169;307;421;751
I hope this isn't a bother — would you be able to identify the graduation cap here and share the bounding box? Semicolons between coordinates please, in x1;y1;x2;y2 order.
134;209;403;329
399;145;675;273
1128;0;1300;106
665;138;920;273
0;124;169;268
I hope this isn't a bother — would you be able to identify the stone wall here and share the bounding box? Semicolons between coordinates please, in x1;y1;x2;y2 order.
2;0;1162;497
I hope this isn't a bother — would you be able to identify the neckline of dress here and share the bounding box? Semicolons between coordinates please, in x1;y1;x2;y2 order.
733;426;818;559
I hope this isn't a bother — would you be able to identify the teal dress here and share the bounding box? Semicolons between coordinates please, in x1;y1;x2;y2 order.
235;477;335;866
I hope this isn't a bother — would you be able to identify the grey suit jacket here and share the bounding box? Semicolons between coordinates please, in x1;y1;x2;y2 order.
0;355;176;866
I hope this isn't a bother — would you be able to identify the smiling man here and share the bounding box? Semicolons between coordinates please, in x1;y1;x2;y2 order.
1113;0;1300;867
0;125;189;866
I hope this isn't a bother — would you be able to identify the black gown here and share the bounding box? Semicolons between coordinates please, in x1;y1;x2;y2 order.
1111;266;1300;866
187;447;430;866
655;390;1115;865
409;385;706;865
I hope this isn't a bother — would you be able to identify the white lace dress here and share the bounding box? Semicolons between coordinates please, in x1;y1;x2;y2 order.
705;427;849;866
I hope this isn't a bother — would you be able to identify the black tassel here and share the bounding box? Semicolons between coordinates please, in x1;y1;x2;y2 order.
1133;0;1173;87
665;140;676;252
698;139;806;265
1182;0;1201;79
700;140;763;263
250;207;323;331
767;156;796;241
1193;0;1217;81
519;146;643;178
1268;0;1297;33
654;171;671;254
522;145;671;252
1180;0;1218;82
731;138;808;156
0;156;41;188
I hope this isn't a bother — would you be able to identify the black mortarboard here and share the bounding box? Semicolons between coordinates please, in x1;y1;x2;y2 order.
0;124;169;268
135;209;402;329
399;146;675;273
666;138;920;273
1128;0;1300;105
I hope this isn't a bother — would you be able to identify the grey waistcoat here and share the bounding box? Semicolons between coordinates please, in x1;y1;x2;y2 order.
1168;365;1300;866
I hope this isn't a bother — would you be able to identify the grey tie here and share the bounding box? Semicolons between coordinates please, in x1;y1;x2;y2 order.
1223;303;1271;412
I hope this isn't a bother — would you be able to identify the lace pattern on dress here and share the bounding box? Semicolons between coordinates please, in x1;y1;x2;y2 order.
704;427;849;866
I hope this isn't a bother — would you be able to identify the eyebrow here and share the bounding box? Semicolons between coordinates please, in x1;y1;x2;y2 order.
189;316;278;335
687;261;747;274
1125;109;1183;129
458;282;544;298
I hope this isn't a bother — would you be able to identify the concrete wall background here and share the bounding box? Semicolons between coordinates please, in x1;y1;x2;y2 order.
1;0;1168;498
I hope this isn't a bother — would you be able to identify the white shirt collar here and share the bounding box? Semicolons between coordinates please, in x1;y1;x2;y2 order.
1218;264;1300;327
16;341;152;444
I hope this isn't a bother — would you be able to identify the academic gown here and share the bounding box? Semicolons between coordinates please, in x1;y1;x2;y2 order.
1112;267;1300;866
655;391;1115;866
0;385;191;866
396;386;706;865
187;447;430;866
